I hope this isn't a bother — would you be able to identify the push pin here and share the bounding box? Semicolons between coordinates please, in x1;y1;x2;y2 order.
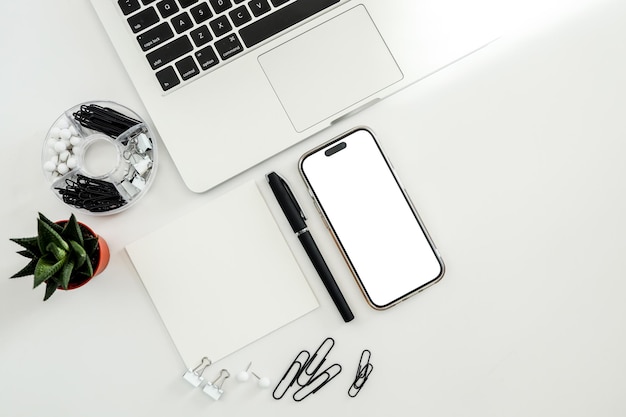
236;362;271;388
182;357;212;387
202;369;230;400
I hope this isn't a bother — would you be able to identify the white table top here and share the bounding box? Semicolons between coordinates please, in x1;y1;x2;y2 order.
2;1;626;415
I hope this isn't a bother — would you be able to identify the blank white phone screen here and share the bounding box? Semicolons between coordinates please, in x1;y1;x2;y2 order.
300;129;443;308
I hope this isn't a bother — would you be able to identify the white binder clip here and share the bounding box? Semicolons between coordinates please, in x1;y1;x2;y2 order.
202;369;230;400
183;357;212;388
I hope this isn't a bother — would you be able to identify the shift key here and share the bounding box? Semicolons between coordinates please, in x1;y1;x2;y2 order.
146;36;193;70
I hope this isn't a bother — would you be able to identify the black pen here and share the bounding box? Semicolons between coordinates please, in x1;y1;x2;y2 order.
267;172;354;323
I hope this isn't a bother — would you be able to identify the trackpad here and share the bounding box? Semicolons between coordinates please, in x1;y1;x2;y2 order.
258;5;403;132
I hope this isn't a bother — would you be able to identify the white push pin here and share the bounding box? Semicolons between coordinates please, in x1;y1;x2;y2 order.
183;357;212;388
236;362;271;388
202;369;230;400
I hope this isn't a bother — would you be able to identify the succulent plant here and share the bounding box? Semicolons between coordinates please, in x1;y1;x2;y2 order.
9;213;100;300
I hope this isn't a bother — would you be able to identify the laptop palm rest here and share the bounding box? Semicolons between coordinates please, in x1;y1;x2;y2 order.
258;5;403;132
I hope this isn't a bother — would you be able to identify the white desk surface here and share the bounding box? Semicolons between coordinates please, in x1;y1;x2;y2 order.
2;1;625;415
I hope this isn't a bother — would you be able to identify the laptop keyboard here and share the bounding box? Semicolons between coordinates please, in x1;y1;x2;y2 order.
118;0;339;92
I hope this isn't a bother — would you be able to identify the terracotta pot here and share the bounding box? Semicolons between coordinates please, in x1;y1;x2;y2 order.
55;220;110;290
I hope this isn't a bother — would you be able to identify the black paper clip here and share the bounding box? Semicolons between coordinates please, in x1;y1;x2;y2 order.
293;363;342;402
348;349;373;398
272;350;310;400
296;337;335;386
72;104;140;138
272;337;342;401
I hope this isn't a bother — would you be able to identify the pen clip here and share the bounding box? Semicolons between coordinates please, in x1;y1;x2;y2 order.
278;174;306;222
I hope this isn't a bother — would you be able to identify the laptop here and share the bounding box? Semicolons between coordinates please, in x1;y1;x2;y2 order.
90;0;501;192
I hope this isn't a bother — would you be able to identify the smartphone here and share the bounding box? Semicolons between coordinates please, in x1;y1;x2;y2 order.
299;127;444;309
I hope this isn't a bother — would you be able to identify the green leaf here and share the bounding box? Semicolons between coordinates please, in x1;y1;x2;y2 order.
46;242;68;262
62;214;84;247
43;280;58;301
10;237;41;257
69;240;88;269
34;255;66;288
83;237;98;256
38;213;63;234
82;255;93;278
58;259;75;290
17;250;36;259
11;258;38;278
37;217;69;254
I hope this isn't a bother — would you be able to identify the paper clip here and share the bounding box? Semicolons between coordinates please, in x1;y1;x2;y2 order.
182;357;212;387
293;363;342;402
296;337;335;386
348;349;373;397
272;350;311;400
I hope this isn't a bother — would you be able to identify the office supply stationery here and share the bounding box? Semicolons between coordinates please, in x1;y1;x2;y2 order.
236;362;271;389
42;101;157;214
293;363;342;402
296;337;336;386
203;369;230;400
183;357;213;387
272;337;342;401
90;0;500;192
348;349;373;398
125;181;319;367
272;350;311;400
267;172;354;322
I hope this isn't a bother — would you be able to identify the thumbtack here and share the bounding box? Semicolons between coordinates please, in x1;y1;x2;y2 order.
236;362;271;388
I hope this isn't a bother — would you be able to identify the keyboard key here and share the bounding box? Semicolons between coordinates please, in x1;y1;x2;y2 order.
190;2;212;23
209;15;232;38
229;6;251;27
214;33;243;60
175;56;200;80
239;0;338;48
171;12;193;33
179;0;199;7
146;36;193;69
156;0;179;18
270;0;289;6
142;0;158;4
137;22;174;51
155;66;180;91
234;0;246;3
195;46;220;70
190;25;213;46
127;7;159;33
118;0;141;15
209;0;232;14
248;0;270;17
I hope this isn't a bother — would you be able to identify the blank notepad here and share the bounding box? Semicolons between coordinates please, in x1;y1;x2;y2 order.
126;181;318;367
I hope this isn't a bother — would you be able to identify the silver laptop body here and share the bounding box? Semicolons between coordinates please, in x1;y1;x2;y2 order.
91;0;500;192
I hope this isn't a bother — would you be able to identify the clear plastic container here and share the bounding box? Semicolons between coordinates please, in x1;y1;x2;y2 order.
41;101;157;215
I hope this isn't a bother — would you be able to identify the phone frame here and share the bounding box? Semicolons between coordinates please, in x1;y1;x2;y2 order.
299;126;445;309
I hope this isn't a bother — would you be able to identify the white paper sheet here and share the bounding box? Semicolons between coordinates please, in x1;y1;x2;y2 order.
126;181;318;367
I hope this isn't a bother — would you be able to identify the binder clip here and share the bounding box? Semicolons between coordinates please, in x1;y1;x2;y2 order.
202;369;230;400
348;349;373;398
182;357;212;387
